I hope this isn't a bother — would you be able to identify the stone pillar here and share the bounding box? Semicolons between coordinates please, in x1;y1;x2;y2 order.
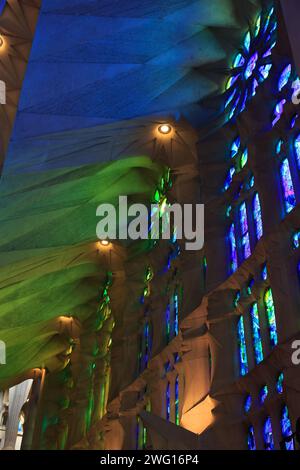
4;380;33;450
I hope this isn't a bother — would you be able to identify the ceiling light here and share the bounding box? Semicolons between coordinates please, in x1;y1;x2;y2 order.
158;124;172;135
99;240;110;247
0;35;4;48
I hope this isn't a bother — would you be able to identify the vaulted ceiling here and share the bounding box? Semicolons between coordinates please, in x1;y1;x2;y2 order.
0;0;269;392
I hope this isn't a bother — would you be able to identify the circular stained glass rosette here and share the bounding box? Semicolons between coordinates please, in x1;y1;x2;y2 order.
224;7;277;120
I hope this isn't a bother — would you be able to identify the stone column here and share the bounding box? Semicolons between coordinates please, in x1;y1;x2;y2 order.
4;380;33;450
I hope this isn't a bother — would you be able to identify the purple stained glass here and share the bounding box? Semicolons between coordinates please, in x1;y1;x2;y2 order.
239;202;248;235
272;99;286;127
253;193;263;240
280;159;296;213
278;64;292;92
245;53;259;80
242;233;251;259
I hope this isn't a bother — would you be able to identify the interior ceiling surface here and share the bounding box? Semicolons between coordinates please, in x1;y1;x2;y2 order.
0;0;267;397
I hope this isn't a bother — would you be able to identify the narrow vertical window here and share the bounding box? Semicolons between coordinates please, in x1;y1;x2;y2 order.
281;405;295;450
166;304;170;344
229;223;238;273
250;303;264;364
280;159;296;214
253;193;263;240
166;382;170;421
175;376;179;426
264;417;275;450
294;133;300;169
239;202;251;259
248;425;256;450
238;316;249;376
264;288;278;347
174;292;179;336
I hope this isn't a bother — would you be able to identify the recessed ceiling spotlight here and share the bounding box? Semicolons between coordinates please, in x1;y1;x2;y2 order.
99;240;110;247
158;124;172;135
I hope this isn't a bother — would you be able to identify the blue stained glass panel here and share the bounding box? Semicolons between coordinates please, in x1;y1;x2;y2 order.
264;417;275;450
260;385;268;404
229;223;238;273
245;395;252;413
294;134;300;169
248;426;256;450
253;192;263;240
238;316;249;376
276;372;284;394
280;159;296;214
166;382;170;421
278;64;292;92
281;405;295;450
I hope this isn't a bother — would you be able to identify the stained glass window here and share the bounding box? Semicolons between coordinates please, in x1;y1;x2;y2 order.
264;417;275;450
253;192;263;240
166;304;170;344
272;99;286;127
174;292;179;336
260;385;268;404
281;405;295;450
248;426;256;450
290;114;298;130
224;167;236;191
245;395;252;413
293;231;300;249
261;263;268;281
225;7;276;120
239;202;251;259
166;382;170;421
250;303;264;364
238;316;249;376
278;64;292;92
277;372;284;394
175;376;180;426
264;288;278;347
229;223;238;273
280;159;296;214
294;134;300;169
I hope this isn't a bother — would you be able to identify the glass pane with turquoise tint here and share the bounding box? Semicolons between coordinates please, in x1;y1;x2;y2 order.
238;316;249;376
276;372;284;394
260;385;268;404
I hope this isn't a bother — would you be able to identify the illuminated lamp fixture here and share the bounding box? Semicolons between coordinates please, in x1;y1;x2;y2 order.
0;35;3;48
99;240;110;246
158;124;172;135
